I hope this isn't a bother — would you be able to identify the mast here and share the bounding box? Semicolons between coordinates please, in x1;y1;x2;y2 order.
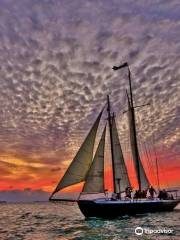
107;95;116;193
127;66;141;191
112;63;142;191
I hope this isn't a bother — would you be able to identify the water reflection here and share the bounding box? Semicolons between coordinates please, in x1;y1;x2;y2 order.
0;203;179;240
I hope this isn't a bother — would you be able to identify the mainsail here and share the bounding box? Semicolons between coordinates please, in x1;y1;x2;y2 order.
50;109;103;197
127;95;150;189
112;116;131;192
82;125;106;193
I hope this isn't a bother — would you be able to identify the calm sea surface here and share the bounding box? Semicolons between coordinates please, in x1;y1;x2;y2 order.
0;202;179;240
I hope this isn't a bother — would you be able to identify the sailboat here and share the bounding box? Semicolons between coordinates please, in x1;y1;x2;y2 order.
49;62;179;218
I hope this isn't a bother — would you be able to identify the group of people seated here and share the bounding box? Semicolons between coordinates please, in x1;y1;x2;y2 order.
110;186;172;200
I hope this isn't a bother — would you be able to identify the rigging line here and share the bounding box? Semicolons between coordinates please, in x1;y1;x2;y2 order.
149;104;160;189
160;163;170;189
134;108;156;187
152;134;170;188
148;137;160;189
138;141;152;185
159;152;171;189
144;142;157;187
149;143;159;188
143;141;157;187
151;136;170;189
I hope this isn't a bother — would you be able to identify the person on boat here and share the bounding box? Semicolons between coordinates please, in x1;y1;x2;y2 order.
148;186;156;199
134;190;141;199
111;192;118;200
125;187;132;199
104;189;108;200
131;188;135;198
162;189;168;199
141;189;147;198
169;194;174;200
158;189;168;200
158;190;163;199
158;190;164;199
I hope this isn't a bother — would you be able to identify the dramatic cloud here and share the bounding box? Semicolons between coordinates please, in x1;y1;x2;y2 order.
0;0;179;199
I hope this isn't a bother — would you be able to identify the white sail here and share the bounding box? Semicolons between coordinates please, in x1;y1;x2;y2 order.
51;109;103;196
128;97;150;189
83;125;106;193
112;117;131;192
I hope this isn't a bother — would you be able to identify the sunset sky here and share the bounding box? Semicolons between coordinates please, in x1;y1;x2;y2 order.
0;0;179;201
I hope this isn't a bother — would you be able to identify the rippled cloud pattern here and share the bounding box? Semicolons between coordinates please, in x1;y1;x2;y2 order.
0;0;179;193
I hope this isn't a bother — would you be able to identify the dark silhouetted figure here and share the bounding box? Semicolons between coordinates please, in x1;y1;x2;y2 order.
149;186;156;199
142;189;147;198
104;189;108;200
158;190;163;200
158;189;168;200
125;187;132;198
134;190;141;199
111;192;118;201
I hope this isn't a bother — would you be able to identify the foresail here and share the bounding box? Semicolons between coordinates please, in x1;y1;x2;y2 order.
51;109;103;196
82;125;106;193
112;117;131;192
128;99;150;189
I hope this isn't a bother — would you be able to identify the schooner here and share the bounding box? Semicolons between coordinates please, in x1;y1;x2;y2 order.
49;62;179;218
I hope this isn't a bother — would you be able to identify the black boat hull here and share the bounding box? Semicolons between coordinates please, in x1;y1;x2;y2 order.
78;199;180;218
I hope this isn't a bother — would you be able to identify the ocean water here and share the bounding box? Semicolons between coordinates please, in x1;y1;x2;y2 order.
0;202;179;240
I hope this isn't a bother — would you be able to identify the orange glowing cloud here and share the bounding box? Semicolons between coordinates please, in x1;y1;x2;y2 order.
0;147;179;194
